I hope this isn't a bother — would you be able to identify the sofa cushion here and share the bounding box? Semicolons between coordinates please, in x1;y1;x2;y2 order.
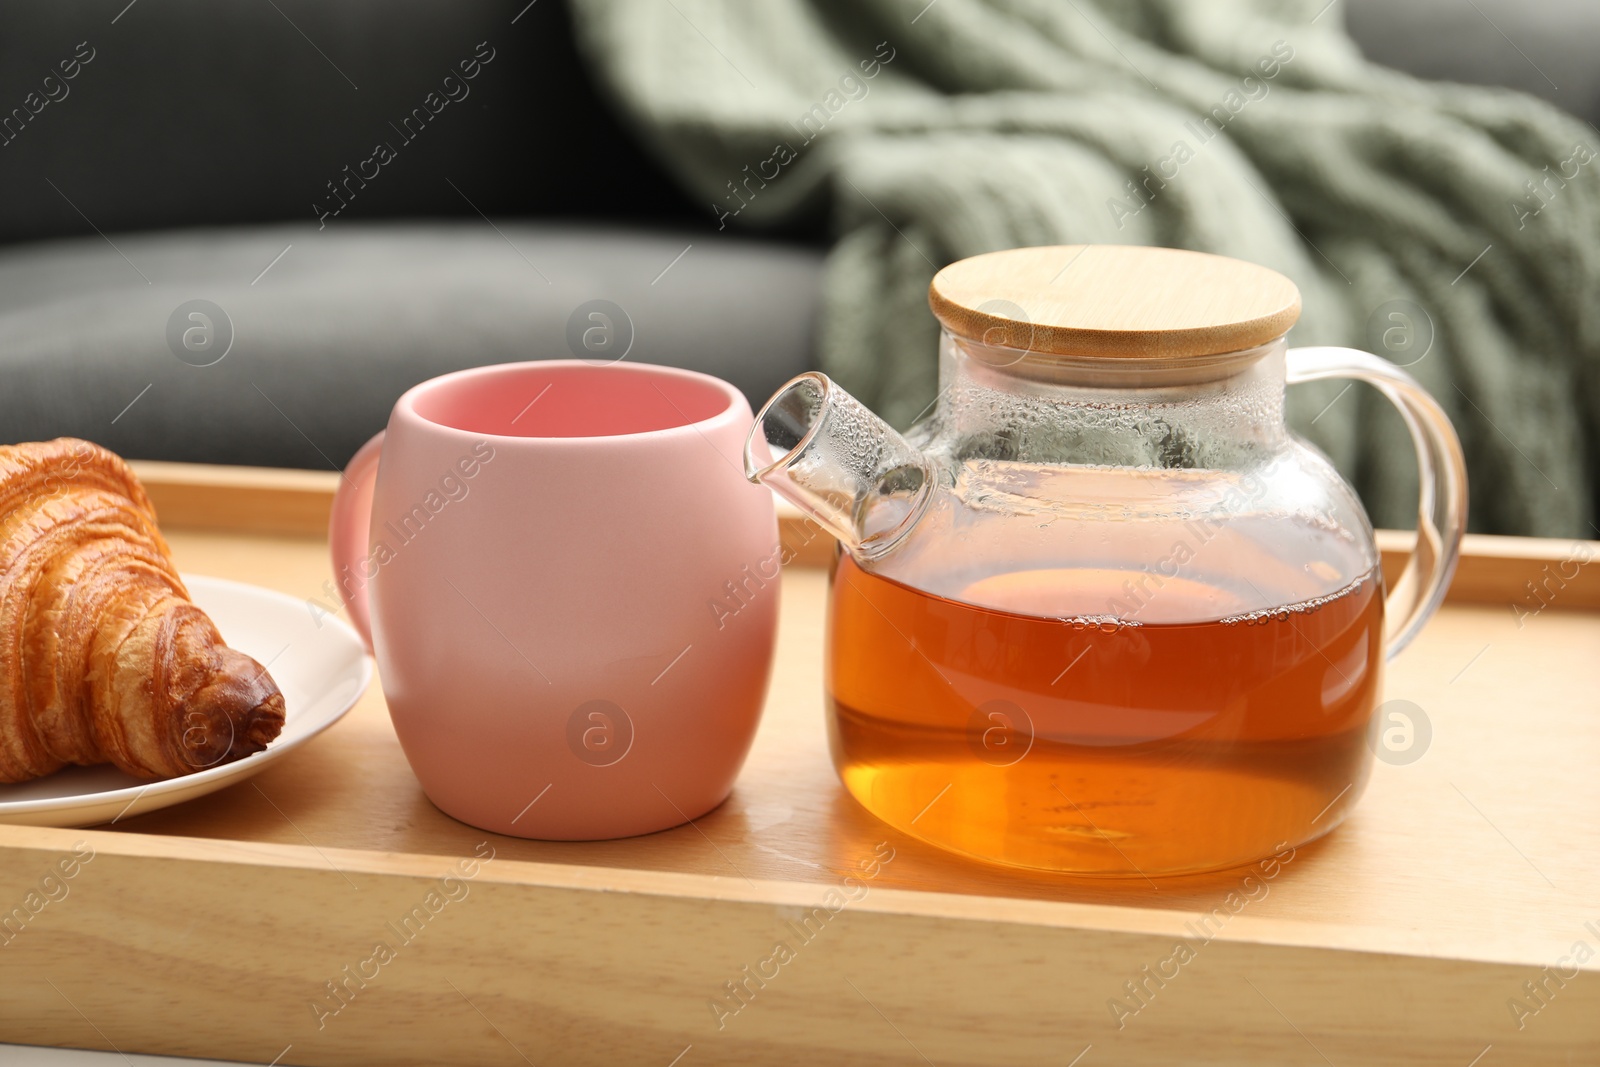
1346;0;1600;126
0;223;823;468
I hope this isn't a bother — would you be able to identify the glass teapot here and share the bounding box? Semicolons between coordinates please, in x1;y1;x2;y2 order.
744;245;1467;877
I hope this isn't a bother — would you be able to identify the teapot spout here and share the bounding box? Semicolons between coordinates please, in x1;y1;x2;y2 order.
743;372;937;561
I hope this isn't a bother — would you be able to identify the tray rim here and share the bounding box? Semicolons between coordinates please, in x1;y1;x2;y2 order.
0;819;1575;973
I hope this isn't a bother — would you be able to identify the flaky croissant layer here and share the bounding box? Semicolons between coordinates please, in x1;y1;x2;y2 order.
0;438;285;782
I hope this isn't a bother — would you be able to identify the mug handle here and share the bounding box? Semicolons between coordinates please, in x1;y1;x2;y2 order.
327;430;386;652
1286;347;1469;659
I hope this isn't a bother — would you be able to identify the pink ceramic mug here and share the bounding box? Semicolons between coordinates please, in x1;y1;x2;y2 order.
329;361;780;839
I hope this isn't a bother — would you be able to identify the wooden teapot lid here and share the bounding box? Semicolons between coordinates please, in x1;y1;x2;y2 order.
928;245;1301;359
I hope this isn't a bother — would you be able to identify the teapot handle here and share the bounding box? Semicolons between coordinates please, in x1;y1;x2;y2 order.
1285;347;1469;659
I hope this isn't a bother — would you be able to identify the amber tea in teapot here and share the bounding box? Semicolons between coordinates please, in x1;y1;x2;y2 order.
830;528;1382;876
747;246;1468;876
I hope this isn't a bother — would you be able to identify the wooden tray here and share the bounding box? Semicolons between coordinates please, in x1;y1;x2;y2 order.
2;463;1597;1066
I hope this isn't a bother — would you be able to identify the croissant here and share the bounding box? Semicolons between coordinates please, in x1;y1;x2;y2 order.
0;438;284;783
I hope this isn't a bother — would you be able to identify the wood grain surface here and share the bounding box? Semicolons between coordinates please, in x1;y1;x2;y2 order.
0;477;1596;1065
129;461;342;539
927;245;1302;359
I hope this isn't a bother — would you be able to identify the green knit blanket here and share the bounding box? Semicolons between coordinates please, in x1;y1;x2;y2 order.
569;0;1599;536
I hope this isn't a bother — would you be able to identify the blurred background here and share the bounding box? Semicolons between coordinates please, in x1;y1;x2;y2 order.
0;0;1595;536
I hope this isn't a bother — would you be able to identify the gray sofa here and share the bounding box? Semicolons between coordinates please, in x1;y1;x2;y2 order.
0;224;821;468
0;0;1592;470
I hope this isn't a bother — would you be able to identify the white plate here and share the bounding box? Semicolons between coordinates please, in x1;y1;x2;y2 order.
0;574;372;828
